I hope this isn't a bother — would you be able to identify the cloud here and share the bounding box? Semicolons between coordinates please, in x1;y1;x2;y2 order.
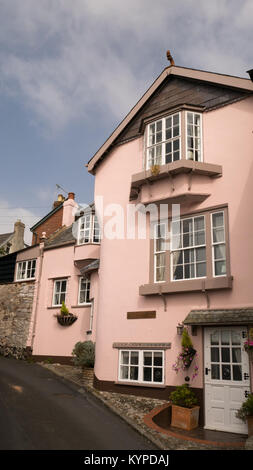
0;0;252;134
0;200;41;245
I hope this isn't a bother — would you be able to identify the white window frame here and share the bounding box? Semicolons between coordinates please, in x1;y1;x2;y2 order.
118;349;164;385
170;215;206;282
52;279;67;307
211;211;227;278
77;213;100;245
154;223;166;283
78;276;91;305
16;259;36;281
186;111;203;162
146;112;181;169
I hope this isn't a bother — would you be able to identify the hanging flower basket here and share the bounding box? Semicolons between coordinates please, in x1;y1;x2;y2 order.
244;330;253;361
56;314;77;326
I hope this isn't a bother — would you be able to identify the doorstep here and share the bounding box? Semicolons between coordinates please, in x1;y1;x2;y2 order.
144;403;247;449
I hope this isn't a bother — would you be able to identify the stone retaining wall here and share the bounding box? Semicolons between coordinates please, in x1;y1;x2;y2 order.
0;281;35;359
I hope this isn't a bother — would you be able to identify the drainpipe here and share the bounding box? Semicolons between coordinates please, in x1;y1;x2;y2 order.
30;239;45;351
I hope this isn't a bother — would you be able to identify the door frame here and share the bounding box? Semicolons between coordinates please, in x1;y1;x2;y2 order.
203;325;251;434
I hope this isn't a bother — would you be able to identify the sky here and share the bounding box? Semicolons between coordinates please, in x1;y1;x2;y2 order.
0;0;252;243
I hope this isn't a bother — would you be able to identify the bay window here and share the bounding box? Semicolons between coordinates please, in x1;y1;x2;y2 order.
145;110;202;169
78;213;100;245
153;208;228;284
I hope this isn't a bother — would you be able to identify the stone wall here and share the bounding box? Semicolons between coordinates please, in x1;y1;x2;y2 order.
0;281;35;359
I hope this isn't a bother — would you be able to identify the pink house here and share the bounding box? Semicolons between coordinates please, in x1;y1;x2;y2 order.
86;62;253;435
27;194;100;361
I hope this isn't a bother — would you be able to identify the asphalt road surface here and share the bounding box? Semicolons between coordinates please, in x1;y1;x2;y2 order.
0;357;157;450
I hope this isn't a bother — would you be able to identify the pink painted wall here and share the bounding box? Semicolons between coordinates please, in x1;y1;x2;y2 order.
93;96;253;389
32;243;98;357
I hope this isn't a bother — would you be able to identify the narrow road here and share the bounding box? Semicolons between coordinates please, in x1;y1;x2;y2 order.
0;357;156;450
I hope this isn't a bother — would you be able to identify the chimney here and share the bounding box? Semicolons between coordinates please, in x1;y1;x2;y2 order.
53;194;65;209
9;219;25;253
247;69;253;82
62;192;78;227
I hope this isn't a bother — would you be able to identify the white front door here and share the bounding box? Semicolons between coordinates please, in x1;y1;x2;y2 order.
204;326;250;434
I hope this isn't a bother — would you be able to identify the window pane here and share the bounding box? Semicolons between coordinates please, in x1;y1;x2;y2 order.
173;151;180;161
221;331;230;345
60;293;66;304
120;366;129;380
221;348;230;363
211;364;220;380
61;281;67;292
130;352;139;365
233;365;242;381
154;368;163;382
222;364;231;380
196;262;206;277
144;352;152;366
173;113;179;125
212;212;224;228
214;245;226;260
55;281;61;293
154;352;163;366
195;230;205;245
143;367;152;382
232;348;241;363
215;260;226;276
130;366;138;381
232;332;241;345
211;331;219;345
211;347;219;362
196;247;206;261
121;351;129;365
194;216;204;231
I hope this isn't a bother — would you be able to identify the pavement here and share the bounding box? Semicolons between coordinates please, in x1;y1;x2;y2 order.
39;362;250;450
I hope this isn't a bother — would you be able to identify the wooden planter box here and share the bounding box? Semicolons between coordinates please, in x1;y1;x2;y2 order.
171;404;200;431
56;314;77;326
247;416;253;437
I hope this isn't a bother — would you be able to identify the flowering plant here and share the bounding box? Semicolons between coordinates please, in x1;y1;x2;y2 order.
244;328;253;352
244;339;253;351
172;328;199;381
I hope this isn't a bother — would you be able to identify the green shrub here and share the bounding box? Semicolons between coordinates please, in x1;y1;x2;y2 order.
181;328;193;349
170;384;198;409
60;301;70;315
72;341;95;368
236;394;253;422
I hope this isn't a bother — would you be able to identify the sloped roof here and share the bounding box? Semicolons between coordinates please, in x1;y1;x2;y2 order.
0;232;13;247
87;65;253;174
30;202;64;231
44;226;75;250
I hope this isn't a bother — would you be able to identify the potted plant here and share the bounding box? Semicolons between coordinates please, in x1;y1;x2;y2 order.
150;164;160;176
56;301;77;326
72;341;95;384
236;394;253;436
170;384;200;431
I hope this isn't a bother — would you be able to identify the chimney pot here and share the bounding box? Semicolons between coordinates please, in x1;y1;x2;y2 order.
68;192;75;200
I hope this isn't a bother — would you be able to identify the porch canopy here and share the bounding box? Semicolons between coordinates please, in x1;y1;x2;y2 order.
183;308;253;326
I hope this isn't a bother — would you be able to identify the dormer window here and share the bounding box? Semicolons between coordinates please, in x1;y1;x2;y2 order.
145;110;202;169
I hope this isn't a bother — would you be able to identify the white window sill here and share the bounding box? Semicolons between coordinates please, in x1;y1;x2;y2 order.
115;381;166;389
